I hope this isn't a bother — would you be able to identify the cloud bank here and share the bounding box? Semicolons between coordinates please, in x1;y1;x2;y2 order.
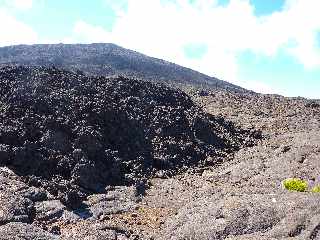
68;0;320;94
0;0;319;95
0;8;37;46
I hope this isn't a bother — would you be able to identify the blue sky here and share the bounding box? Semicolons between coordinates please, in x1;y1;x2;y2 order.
0;0;319;99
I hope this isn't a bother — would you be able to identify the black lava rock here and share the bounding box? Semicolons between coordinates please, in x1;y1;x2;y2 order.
0;65;257;203
0;144;11;165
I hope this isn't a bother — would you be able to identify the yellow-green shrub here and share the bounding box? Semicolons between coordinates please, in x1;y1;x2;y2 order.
283;178;308;192
311;185;320;193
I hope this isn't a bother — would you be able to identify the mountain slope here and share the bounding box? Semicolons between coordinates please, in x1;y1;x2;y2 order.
0;43;245;92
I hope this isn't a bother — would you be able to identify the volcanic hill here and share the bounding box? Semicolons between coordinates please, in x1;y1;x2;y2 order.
0;43;244;92
0;44;319;240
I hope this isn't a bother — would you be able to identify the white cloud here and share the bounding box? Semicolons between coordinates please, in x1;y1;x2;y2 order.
288;34;320;69
4;0;33;10
73;0;255;78
0;8;38;46
69;0;320;94
103;0;128;16
263;0;320;68
0;0;38;46
241;80;279;95
73;20;113;43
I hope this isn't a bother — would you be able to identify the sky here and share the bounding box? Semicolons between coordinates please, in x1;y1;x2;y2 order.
0;0;319;99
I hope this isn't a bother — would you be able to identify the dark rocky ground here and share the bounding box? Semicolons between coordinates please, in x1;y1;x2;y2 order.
0;65;319;239
0;66;261;239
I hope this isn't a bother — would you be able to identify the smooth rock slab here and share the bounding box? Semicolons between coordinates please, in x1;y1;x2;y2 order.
160;193;320;240
86;186;138;219
60;221;119;240
0;193;34;225
35;200;84;224
0;222;58;240
35;200;67;222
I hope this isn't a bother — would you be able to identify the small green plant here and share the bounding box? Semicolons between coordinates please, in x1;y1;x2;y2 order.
283;178;308;192
311;185;320;193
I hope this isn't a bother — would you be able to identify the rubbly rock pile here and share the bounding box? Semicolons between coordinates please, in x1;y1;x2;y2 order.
0;66;259;208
